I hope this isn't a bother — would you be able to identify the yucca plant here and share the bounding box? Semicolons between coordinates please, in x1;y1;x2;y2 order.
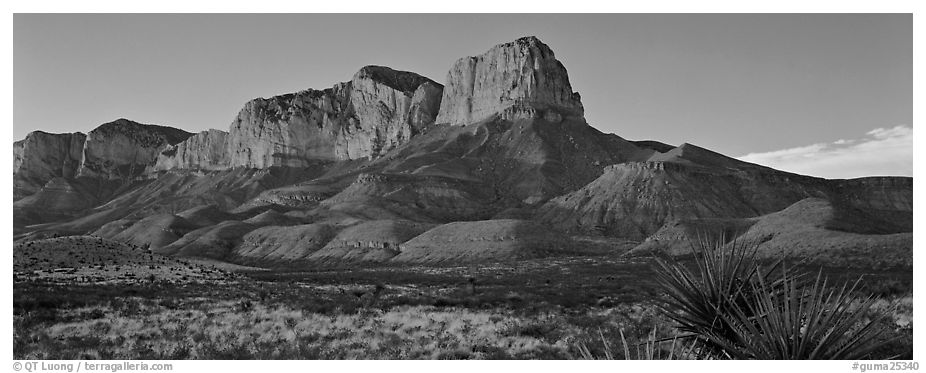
702;269;890;359
653;235;892;359
652;235;793;356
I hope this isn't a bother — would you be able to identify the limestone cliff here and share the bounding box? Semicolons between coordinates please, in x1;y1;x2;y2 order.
153;129;230;171
226;65;443;168
13;131;87;199
434;36;585;126
76;118;193;179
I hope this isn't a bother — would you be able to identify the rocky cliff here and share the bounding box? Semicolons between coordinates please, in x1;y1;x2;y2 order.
76;118;193;179
152;129;230;171
13;131;87;199
226;65;443;168
434;36;585;126
12;36;914;268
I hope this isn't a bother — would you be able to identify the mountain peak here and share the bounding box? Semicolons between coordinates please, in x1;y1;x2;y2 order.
91;118;193;146
508;36;552;54
353;65;440;94
434;36;584;126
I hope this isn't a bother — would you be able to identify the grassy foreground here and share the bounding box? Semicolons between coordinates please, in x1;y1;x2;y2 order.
13;255;914;360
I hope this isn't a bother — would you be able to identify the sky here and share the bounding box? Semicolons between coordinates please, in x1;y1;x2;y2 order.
13;14;912;179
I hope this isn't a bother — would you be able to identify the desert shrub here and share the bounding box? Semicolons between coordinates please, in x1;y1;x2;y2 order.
652;237;787;356
653;237;893;359
499;317;563;341
236;300;253;312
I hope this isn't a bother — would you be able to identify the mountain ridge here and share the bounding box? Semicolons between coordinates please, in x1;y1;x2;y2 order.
13;36;912;267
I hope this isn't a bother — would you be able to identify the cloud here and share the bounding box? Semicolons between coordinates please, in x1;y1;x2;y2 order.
737;125;912;179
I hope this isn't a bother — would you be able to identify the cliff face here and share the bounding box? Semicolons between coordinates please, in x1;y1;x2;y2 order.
76;118;193;179
226;66;443;168
153;129;230;171
434;36;585;126
13;131;87;198
226;84;351;168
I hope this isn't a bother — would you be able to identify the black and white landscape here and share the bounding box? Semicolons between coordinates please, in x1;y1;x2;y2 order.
12;15;912;360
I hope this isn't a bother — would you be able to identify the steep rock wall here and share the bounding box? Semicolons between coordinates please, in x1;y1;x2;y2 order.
152;129;230;171
434;36;584;126
76;118;192;179
226;66;443;168
13;131;87;198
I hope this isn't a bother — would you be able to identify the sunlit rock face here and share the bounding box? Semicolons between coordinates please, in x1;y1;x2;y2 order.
13;131;87;198
153;129;230;171
434;36;585;126
226;66;444;168
76;118;193;179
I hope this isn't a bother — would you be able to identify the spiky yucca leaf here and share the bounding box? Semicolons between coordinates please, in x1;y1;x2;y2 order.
654;235;892;359
575;327;697;360
703;269;890;359
652;236;794;355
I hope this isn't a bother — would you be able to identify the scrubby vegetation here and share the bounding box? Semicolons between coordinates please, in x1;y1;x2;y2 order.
13;246;912;360
649;238;906;359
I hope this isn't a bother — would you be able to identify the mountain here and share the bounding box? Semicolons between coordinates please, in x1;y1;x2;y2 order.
152;129;230;171
224;65;442;168
13;131;86;199
734;198;911;267
12;36;913;268
538;143;911;251
536;147;827;240
77;118;194;179
435;36;584;126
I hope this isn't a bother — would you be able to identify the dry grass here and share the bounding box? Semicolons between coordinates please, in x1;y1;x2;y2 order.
15;298;674;359
12;247;912;360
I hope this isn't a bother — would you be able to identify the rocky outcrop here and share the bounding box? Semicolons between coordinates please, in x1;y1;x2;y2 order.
537;160;829;240
13;131;86;198
434;36;584;126
391;219;570;263
76;118;193;179
226;66;443;168
152;129;230;171
231;223;336;262
308;220;436;263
